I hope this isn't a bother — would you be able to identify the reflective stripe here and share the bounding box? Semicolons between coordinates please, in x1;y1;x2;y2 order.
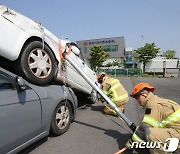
109;83;121;98
111;83;122;90
111;93;128;102
159;109;180;128
143;115;159;128
132;133;143;142
143;109;180;128
103;90;109;95
168;100;178;105
111;79;119;84
109;82;128;102
126;141;132;148
103;79;120;96
104;79;128;102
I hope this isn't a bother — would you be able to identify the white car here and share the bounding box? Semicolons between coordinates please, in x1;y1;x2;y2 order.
0;5;98;102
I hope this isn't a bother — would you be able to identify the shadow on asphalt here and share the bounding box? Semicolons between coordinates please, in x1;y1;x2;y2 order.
91;104;104;112
74;120;150;154
90;104;150;154
73;120;131;148
18;137;48;154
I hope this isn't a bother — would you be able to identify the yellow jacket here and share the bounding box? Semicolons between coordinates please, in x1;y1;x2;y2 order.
126;92;180;147
102;76;128;104
142;92;180;130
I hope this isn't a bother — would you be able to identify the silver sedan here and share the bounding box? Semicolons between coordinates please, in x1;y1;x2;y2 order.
0;67;78;154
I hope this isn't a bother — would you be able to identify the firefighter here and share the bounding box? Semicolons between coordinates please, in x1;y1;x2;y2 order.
97;72;129;116
124;82;180;154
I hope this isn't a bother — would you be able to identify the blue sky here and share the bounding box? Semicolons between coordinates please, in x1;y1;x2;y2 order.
1;0;180;58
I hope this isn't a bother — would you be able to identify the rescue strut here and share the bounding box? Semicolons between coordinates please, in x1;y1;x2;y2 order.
62;43;136;132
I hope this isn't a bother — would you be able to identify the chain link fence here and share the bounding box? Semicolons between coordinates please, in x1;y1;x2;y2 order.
98;68;180;77
99;68;141;77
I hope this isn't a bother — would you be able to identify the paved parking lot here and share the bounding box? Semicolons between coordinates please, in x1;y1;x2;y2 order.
19;77;180;154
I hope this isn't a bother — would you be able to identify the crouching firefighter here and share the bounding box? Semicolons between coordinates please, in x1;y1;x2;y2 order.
97;72;129;116
120;82;180;154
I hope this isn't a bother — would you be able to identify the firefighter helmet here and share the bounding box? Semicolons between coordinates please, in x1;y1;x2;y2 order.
97;72;106;83
131;82;155;97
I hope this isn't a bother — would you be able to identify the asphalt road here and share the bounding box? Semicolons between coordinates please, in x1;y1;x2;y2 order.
19;77;180;154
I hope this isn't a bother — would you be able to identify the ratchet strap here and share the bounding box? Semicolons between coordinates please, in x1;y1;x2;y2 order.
115;147;127;154
58;39;64;61
58;39;73;84
58;39;73;61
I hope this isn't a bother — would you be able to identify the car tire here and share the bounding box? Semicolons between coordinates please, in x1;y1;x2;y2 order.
16;41;57;85
50;101;73;136
90;89;98;104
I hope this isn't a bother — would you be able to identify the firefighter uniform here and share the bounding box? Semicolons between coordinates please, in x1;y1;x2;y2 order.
126;92;180;154
102;76;129;115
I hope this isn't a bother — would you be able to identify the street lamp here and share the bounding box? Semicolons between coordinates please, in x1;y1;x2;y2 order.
141;35;144;47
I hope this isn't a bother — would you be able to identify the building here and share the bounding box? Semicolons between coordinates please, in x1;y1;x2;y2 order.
76;37;126;65
125;47;135;67
137;55;180;77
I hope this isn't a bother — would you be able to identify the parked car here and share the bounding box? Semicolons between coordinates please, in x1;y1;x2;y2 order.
0;4;98;102
0;67;78;154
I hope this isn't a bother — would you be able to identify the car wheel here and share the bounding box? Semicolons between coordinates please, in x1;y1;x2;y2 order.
90;89;98;104
50;101;73;136
17;41;57;85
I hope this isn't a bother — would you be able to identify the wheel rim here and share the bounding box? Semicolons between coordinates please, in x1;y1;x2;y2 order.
28;48;52;79
91;89;97;102
56;105;70;130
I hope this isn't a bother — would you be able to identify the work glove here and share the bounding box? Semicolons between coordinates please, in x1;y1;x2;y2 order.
125;137;134;149
126;138;150;154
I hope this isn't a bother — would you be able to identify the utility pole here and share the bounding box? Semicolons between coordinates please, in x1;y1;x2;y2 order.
178;58;180;78
141;35;144;73
141;35;144;47
163;57;167;77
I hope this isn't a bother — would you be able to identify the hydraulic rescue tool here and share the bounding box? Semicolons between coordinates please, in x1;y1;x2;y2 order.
61;42;137;132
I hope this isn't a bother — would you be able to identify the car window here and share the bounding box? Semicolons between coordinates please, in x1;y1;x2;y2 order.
0;74;14;91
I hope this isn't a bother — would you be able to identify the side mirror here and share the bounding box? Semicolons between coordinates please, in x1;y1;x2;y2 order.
16;76;26;91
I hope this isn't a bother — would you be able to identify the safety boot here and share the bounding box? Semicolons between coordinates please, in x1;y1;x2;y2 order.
103;106;124;116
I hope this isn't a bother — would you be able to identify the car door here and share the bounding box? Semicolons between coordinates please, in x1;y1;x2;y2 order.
65;51;93;94
67;51;97;93
0;71;42;153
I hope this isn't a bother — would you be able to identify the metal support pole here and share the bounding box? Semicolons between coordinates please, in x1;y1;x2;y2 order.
178;58;180;78
163;59;167;77
64;53;136;132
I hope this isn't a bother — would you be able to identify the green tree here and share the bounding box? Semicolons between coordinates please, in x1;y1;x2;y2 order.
163;50;176;59
88;46;109;71
105;62;113;67
135;43;160;73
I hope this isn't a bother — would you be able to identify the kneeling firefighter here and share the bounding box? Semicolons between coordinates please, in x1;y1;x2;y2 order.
118;82;180;154
97;72;129;116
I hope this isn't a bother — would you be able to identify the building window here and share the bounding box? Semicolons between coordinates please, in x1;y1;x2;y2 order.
125;51;133;61
103;45;118;52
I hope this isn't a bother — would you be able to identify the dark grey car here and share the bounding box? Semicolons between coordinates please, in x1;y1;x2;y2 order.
0;67;78;154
